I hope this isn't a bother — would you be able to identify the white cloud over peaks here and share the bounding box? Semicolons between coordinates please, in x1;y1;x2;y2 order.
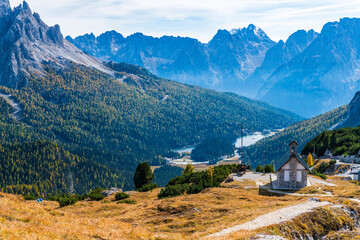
9;0;360;42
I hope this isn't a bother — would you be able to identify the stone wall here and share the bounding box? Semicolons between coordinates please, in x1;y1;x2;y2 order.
276;157;307;189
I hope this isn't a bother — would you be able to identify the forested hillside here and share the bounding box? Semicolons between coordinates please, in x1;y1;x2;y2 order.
302;127;360;157
0;62;301;191
0;141;122;197
243;105;347;167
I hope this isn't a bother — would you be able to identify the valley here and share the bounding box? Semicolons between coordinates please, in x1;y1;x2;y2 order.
2;0;360;239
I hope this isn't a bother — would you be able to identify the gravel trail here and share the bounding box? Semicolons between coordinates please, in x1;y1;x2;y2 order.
206;199;330;238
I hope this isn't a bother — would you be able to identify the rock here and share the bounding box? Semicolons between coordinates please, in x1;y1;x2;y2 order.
308;197;320;202
101;188;122;197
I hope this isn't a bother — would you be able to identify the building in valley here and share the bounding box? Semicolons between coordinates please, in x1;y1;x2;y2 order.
273;141;310;190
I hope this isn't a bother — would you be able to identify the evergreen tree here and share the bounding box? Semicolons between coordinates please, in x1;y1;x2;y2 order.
133;162;154;190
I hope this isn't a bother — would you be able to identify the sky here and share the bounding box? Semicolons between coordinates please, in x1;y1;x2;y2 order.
10;0;360;42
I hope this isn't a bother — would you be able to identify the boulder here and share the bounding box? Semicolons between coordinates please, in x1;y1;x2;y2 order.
101;188;122;197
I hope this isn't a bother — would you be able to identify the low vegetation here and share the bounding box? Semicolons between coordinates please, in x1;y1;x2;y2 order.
158;164;241;198
115;192;130;200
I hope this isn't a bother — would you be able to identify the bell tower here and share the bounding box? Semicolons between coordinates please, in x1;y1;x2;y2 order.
289;140;299;156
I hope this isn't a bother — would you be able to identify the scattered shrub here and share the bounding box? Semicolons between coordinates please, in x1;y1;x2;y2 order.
312;170;327;179
137;183;158;192
115;192;130;200
158;164;240;198
117;199;136;204
57;195;79;207
158;184;189;198
89;188;105;201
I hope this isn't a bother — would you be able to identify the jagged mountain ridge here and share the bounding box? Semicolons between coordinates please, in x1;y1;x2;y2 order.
0;0;112;88
66;24;276;94
259;18;360;118
245;30;319;97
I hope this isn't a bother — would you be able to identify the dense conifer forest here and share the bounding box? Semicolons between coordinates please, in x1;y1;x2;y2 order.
0;141;123;197
0;62;301;192
302;126;360;157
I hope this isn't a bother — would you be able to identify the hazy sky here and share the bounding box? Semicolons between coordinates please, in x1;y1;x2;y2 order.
10;0;360;42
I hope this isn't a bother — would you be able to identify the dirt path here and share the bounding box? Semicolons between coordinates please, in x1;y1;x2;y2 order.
0;93;23;121
206;199;330;238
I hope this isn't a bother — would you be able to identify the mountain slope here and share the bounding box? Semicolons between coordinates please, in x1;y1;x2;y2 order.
259;18;360;117
301;126;360;157
0;0;112;88
243;105;347;167
244;30;318;97
66;25;275;95
335;91;360;129
0;141;123;196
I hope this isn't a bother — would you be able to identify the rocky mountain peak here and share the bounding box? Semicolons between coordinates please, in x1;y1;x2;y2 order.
0;1;112;88
230;24;272;43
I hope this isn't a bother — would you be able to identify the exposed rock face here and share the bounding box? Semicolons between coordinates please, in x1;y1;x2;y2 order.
259;18;360;117
67;25;275;95
0;1;112;88
101;188;122;197
246;30;318;97
336;91;360;128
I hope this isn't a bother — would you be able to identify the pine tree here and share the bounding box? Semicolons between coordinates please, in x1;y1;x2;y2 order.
133;162;154;190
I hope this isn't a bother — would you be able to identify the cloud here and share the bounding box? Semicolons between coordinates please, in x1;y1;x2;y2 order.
10;0;360;42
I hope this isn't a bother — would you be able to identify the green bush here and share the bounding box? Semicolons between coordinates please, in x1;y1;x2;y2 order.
89;188;105;201
117;199;136;204
138;183;158;192
312;170;327;180
158;184;189;198
115;192;130;200
158;164;240;198
57;195;79;207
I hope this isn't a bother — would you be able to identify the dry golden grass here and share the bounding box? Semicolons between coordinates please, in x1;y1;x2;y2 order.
0;183;306;240
2;175;360;239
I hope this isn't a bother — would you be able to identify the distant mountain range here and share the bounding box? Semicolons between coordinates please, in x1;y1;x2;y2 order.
66;25;275;96
69;18;360;118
